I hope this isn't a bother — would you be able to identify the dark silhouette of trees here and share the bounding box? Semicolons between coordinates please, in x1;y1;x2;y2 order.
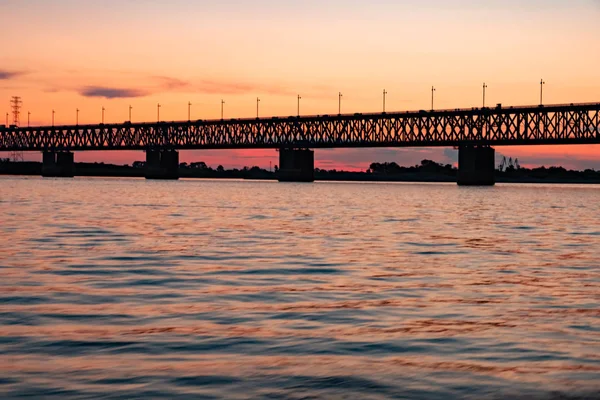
190;161;208;170
1;157;598;183
368;160;456;176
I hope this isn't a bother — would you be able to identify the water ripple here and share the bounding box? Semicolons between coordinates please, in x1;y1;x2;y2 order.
1;178;599;399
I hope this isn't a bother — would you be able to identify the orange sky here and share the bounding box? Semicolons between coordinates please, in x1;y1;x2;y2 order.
1;0;599;170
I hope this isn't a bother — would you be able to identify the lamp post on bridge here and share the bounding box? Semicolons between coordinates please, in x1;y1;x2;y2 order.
157;103;161;122
338;92;343;115
383;89;387;113
297;95;301;117
256;97;260;118
76;108;79;125
431;86;436;110
52;110;55;127
101;107;105;124
129;105;132;122
5;112;8;127
27;111;30;127
188;101;192;121
221;100;225;120
483;83;487;108
540;79;545;105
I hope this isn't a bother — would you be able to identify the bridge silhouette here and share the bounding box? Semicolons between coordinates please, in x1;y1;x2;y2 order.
1;102;599;185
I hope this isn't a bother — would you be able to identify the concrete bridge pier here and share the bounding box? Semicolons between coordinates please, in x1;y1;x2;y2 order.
277;148;314;182
42;151;75;178
457;145;495;186
145;149;179;180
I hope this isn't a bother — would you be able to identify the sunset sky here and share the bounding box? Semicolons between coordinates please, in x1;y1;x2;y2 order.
1;0;599;170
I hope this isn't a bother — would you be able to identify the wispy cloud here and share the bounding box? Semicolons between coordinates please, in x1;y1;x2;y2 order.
163;76;295;96
150;75;301;97
22;66;327;99
79;86;148;99
147;75;297;96
0;70;26;80
196;80;257;95
154;76;192;91
73;75;300;98
191;79;297;97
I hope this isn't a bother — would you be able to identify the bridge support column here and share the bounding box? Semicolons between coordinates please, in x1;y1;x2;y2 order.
457;145;495;186
277;148;314;182
145;149;179;180
42;151;74;178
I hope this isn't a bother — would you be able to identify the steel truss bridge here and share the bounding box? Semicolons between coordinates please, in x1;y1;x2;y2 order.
1;103;599;152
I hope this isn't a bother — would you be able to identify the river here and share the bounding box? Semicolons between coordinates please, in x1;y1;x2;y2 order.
1;177;599;399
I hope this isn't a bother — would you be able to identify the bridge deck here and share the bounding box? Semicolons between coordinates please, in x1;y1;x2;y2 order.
1;102;599;151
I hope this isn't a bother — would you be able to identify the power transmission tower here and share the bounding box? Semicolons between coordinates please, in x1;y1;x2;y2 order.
11;96;22;126
9;96;24;162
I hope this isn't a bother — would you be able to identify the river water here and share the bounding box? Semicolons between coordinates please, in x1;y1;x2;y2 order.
1;177;599;399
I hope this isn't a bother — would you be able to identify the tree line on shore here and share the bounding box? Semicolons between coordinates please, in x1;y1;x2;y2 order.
1;158;599;182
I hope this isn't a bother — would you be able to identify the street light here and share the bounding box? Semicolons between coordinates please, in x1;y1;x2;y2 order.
383;89;388;113
157;103;161;122
27;111;30;127
483;83;488;108
297;95;301;117
52;110;55;126
188;101;192;121
540;79;545;105
129;105;132;122
5;112;8;127
76;108;79;125
431;86;436;110
256;97;260;118
101;107;105;124
221;100;225;120
338;92;343;115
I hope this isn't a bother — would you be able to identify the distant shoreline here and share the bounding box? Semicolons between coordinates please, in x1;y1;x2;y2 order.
1;161;599;184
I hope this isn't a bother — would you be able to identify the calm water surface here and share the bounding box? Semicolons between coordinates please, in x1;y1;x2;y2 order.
1;177;599;399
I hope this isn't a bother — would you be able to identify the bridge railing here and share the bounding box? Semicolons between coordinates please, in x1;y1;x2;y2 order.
3;102;600;131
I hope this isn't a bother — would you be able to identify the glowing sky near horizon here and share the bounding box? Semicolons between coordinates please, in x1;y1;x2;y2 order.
1;0;599;170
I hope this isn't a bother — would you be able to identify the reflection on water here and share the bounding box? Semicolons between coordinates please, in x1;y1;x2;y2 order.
1;177;599;399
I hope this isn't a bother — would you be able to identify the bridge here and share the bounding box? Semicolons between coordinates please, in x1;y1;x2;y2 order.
1;102;599;185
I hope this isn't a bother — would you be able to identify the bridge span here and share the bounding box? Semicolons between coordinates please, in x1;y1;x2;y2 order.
1;102;599;185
